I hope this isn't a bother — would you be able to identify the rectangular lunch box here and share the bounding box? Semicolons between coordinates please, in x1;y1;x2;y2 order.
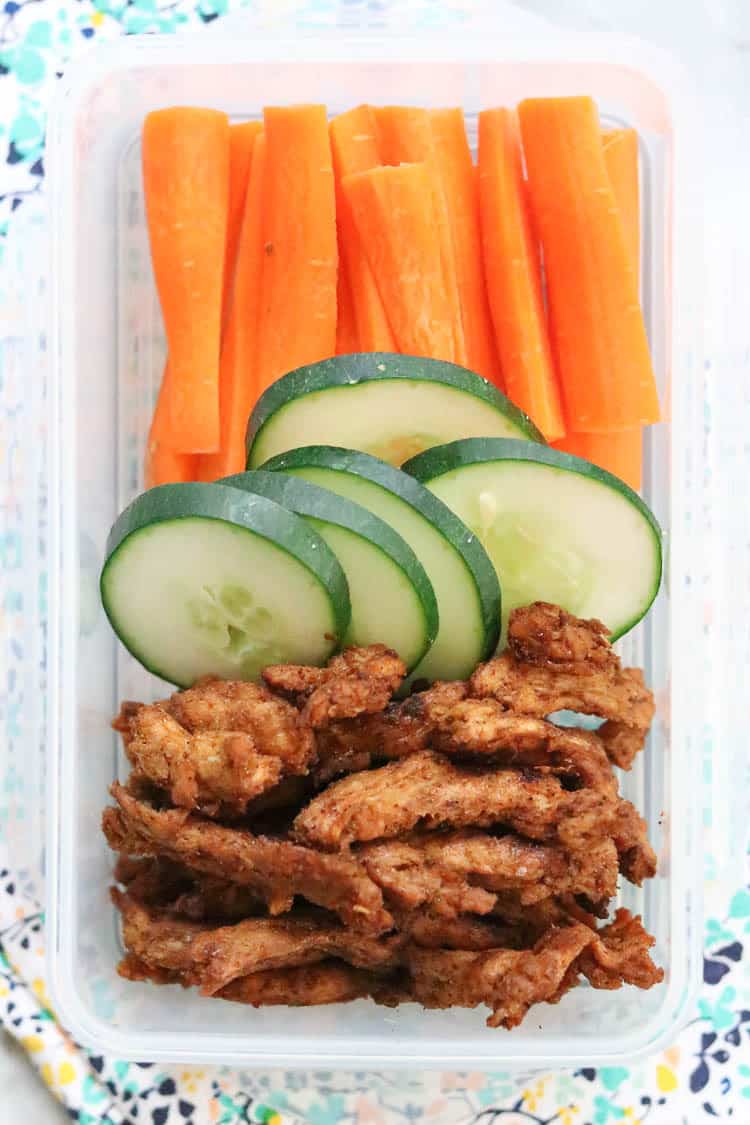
41;10;707;1067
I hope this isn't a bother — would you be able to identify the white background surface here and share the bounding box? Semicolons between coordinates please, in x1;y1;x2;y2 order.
1;1;748;1121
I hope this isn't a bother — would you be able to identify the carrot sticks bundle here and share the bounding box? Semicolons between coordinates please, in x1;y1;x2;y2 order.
140;101;660;490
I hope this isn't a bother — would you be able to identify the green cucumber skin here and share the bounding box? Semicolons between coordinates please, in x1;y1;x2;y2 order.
101;481;352;653
404;437;663;641
260;446;501;661
245;353;545;465
221;470;439;661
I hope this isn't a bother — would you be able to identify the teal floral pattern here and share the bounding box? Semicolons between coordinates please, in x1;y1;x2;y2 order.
0;0;749;1122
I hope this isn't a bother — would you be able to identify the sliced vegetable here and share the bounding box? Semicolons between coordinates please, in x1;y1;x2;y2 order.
602;127;640;273
553;430;643;493
373;106;465;364
100;482;350;687
145;374;197;487
142;107;230;452
145;362;196;487
262;445;500;683
404;438;661;640
335;255;359;355
342;164;458;364
429;108;499;384
222;470;438;670
256;104;337;394
223;121;263;328
478;108;565;441
553;127;643;490
330;106;395;353
518;96;660;431
246;353;544;469
198;135;267;482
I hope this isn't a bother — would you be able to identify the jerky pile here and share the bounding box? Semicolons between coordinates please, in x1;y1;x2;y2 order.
103;602;663;1029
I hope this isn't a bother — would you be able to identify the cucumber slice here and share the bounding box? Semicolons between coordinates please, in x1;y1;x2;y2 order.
221;471;438;671
246;353;544;469
261;446;501;682
101;483;350;686
404;439;662;641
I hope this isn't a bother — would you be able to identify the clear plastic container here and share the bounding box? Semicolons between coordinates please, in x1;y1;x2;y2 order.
43;16;708;1068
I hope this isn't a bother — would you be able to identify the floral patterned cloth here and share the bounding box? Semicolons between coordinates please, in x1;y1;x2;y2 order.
1;1;749;1122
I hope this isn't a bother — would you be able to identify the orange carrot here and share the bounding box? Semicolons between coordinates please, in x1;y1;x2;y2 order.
554;430;642;492
374;106;466;364
429;108;500;383
518;97;659;431
222;121;263;328
335;255;359;355
478;108;565;440
145;365;196;486
330;106;395;352
142;107;230;452
256;105;337;393
602;127;640;278
343;163;455;363
555;127;644;489
198;135;267;481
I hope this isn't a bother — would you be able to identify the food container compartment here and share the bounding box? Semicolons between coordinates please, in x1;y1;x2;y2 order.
45;25;705;1067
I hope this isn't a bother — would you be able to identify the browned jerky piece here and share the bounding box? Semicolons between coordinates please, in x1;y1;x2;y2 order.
103;783;392;933
264;645;406;727
113;889;401;995
294;750;617;852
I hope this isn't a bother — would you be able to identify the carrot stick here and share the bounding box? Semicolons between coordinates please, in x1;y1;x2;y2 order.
553;430;642;492
554;127;644;489
330;106;395;352
430;108;500;384
602;127;640;275
478;108;565;440
145;365;196;486
518;97;659;431
142;107;229;452
256;105;337;393
335;254;359;355
222;121;263;329
343;163;455;363
198;135;267;482
374;107;466;364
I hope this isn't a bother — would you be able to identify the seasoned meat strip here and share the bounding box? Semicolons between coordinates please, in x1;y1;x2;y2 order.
470;654;654;769
120;955;383;1007
359;831;619;917
507;602;618;673
165;677;314;773
314;681;468;782
378;910;662;1029
293;750;617;852
577;908;662;990
113;855;262;922
120;704;284;817
263;645;406;727
113;889;400;995
433;702;617;792
219;962;381;1007
103;783;392;933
